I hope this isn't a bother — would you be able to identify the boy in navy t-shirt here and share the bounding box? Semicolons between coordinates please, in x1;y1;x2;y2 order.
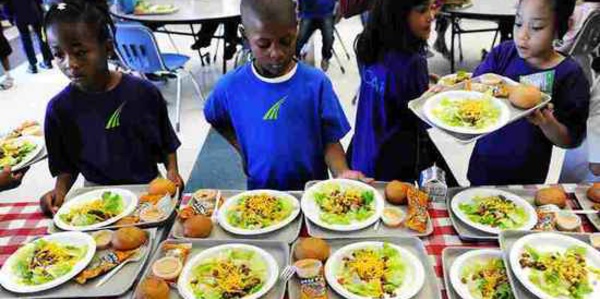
204;0;368;190
295;0;337;71
39;1;182;215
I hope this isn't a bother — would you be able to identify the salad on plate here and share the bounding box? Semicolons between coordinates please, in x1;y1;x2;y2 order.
519;245;600;299
58;191;124;227
459;256;513;299
459;195;529;230
432;92;501;130
225;193;295;230
11;239;88;286
0;137;38;168
187;248;268;299
313;183;375;225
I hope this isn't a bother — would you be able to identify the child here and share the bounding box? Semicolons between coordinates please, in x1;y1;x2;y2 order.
467;0;590;185
0;18;13;89
4;0;53;73
295;0;336;71
39;0;182;215
589;75;600;177
204;0;367;190
349;0;457;185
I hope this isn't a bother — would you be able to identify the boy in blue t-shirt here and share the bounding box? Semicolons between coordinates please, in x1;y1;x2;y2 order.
204;0;367;190
295;0;337;71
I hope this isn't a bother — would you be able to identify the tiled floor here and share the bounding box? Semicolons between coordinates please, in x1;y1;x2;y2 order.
0;16;566;203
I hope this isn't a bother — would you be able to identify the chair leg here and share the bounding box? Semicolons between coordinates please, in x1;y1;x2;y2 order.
183;69;205;102
332;48;345;74
334;27;351;60
175;72;182;132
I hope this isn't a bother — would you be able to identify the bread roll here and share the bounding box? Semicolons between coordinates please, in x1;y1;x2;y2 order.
112;227;147;251
534;187;567;208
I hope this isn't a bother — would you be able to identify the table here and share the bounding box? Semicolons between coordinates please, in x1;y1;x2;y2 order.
445;0;518;72
0;184;595;298
110;0;242;73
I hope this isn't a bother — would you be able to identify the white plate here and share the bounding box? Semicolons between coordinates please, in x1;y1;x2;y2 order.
0;232;96;293
301;179;384;231
509;232;600;299
217;190;300;235
325;241;425;299
177;243;278;299
53;188;138;231
423;90;510;135
451;188;538;235
0;136;44;171
439;72;473;86
450;249;507;299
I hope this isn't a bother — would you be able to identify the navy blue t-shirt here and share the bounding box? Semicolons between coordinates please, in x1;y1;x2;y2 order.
44;73;181;185
298;0;336;19
468;41;590;185
350;51;430;181
204;62;350;190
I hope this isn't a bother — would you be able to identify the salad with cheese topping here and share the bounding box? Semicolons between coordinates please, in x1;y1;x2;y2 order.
459;195;529;230
313;183;375;225
225;193;294;230
432;93;501;130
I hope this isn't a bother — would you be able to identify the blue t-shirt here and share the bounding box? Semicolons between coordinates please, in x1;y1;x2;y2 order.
204;62;350;190
468;41;590;185
298;0;336;19
45;73;181;185
350;51;430;181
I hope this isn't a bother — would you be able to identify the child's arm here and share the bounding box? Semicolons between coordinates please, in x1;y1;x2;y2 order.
325;142;373;182
214;124;242;153
527;104;573;147
39;172;77;217
164;152;184;192
0;166;27;192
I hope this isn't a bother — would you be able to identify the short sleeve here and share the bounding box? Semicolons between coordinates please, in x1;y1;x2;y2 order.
588;81;600;162
320;77;351;144
44;101;78;177
152;88;181;154
553;68;590;148
203;81;232;128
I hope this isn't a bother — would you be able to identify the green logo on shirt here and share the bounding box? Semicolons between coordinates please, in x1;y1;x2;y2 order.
105;102;127;130
263;96;287;121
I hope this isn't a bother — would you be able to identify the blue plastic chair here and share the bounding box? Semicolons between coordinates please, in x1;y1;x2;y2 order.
114;23;204;132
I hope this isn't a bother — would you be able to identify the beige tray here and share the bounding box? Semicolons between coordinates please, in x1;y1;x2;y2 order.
288;237;442;299
0;228;157;298
134;239;289;299
170;190;303;244
408;75;552;144
48;185;180;233
304;181;434;239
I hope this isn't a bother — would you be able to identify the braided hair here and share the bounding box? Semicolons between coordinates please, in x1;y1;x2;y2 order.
43;0;115;44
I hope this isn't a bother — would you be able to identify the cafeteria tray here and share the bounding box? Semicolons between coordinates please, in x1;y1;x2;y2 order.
48;184;180;233
304;181;434;239
499;230;593;299
134;239;290;299
447;186;583;241
0;228;157;298
170;190;303;244
408;75;552;144
574;183;600;231
288;236;442;299
441;246;505;299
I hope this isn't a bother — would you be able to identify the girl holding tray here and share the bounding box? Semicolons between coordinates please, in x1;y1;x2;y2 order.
349;0;457;185
467;0;590;186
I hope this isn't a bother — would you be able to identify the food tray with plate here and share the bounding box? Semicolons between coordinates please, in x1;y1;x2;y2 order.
48;185;180;233
408;74;552;143
133;239;289;299
499;230;597;299
0;228;156;298
288;236;442;299
447;186;582;241
170;190;303;244
442;246;507;299
304;181;434;239
574;183;600;231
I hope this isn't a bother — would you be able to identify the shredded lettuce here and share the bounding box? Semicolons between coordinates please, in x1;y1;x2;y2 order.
432;93;500;130
313;183;376;225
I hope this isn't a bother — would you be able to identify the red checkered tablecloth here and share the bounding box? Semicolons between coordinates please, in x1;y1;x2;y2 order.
0;184;595;298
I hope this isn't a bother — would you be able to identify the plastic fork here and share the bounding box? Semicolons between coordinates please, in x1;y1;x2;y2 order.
95;246;147;287
279;265;296;282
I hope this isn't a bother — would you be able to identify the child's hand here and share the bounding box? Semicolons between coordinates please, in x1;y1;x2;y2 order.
167;170;184;195
337;169;375;184
0;166;28;192
39;189;65;217
527;103;555;127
